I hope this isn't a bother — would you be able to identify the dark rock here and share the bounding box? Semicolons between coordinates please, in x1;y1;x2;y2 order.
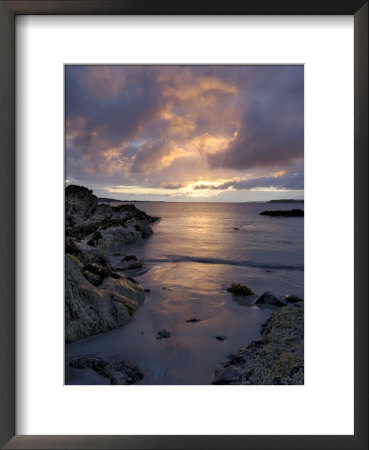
75;241;110;266
216;335;227;341
65;237;81;256
65;255;145;343
213;302;304;385
213;365;241;384
65;185;158;248
186;318;201;323
127;277;138;284
65;255;131;343
116;255;143;271
121;255;137;262
69;356;144;384
82;263;110;287
233;227;239;230
260;209;304;217
144;288;151;293
156;329;171;339
260;316;272;334
285;294;304;303
65;185;98;227
227;283;254;296
256;291;286;307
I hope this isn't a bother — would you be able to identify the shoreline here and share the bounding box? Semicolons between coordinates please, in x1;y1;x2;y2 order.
213;300;304;384
65;185;304;385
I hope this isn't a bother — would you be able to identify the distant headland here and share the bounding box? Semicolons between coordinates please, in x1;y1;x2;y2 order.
267;199;304;203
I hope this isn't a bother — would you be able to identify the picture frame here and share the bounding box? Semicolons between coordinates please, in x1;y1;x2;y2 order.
0;0;367;449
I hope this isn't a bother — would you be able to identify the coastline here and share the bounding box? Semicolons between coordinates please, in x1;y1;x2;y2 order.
65;185;158;345
65;186;304;385
213;300;304;384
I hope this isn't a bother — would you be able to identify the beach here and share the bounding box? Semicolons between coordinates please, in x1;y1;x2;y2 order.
65;198;304;385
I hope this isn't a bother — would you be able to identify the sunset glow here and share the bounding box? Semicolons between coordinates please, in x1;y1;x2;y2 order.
66;65;304;202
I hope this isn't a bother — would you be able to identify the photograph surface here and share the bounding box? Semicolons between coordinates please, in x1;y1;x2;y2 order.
65;65;304;385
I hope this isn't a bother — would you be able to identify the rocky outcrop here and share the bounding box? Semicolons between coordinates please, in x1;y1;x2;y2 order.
256;291;287;307
260;209;304;217
115;255;143;271
213;302;304;385
65;185;158;348
65;185;98;227
65;185;158;249
65;254;145;343
69;356;144;384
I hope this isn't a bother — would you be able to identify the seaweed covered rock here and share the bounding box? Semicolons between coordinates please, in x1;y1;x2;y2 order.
213;302;304;385
227;283;254;296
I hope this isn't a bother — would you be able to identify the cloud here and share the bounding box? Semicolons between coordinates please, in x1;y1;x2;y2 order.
131;140;186;174
193;167;304;191
207;66;304;171
161;182;184;189
66;65;304;198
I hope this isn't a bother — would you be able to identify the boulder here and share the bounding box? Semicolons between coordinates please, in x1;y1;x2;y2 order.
116;255;144;271
65;185;158;249
74;241;110;266
256;291;286;307
65;185;98;227
227;283;254;296
65;255;145;343
213;302;304;385
65;255;131;343
69;356;144;384
285;294;304;303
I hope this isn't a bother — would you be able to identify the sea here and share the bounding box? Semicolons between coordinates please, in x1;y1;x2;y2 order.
65;201;304;385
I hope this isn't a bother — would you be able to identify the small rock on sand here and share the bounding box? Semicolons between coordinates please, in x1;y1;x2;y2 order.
285;294;304;303
186;318;201;323
156;329;171;339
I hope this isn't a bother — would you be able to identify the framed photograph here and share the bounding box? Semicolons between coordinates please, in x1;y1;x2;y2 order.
1;1;367;449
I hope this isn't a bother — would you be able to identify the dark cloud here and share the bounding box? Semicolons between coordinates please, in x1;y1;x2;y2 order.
207;66;304;171
193;167;304;191
161;182;184;189
66;65;304;197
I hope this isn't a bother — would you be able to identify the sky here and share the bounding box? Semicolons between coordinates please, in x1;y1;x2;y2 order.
65;65;304;202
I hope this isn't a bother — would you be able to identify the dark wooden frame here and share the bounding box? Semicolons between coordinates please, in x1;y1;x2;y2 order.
0;1;367;449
